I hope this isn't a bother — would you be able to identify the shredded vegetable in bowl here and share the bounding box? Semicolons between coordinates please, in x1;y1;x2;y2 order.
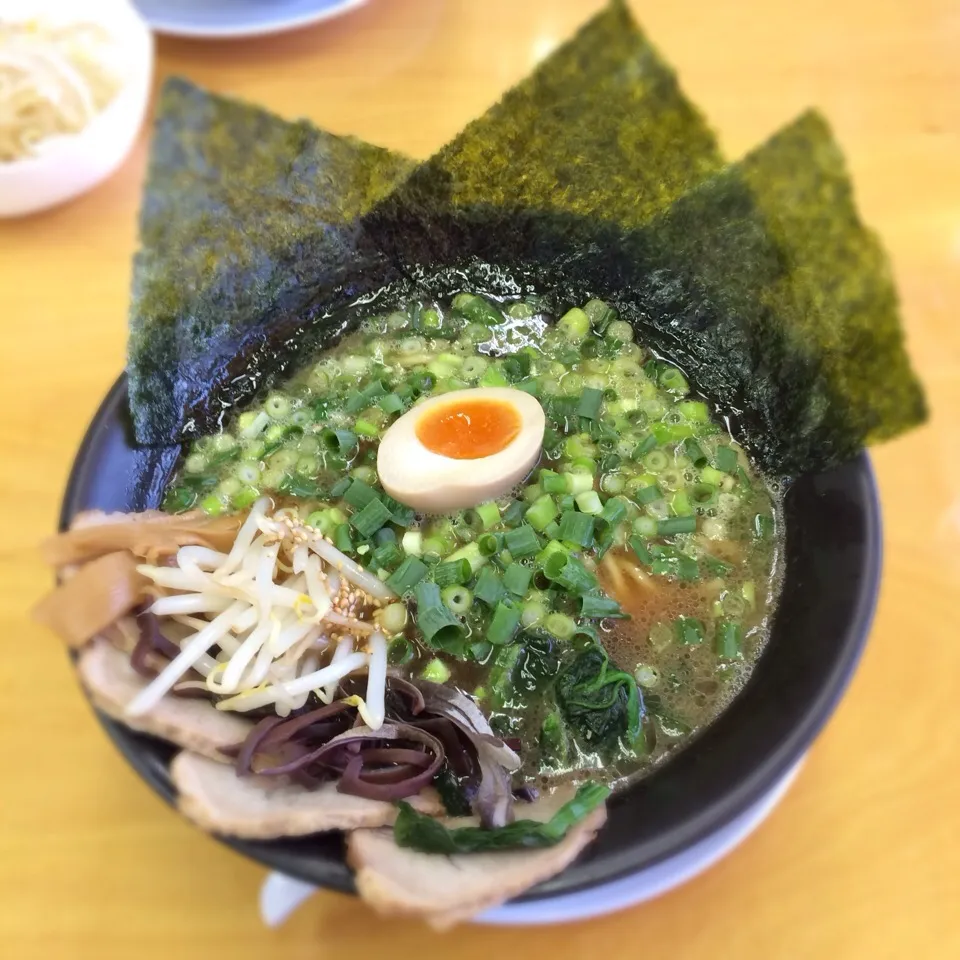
0;19;122;162
128;498;393;727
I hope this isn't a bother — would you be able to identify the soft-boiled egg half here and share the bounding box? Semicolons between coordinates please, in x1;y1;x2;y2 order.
377;387;545;513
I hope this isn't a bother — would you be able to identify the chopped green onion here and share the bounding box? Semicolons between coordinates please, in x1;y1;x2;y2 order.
634;483;663;505
683;438;708;467
472;501;501;530
321;428;358;455
371;541;403;571
516;378;540;396
714;620;743;660
452;293;503;325
354;419;379;438
579;594;625;619
643;450;669;473
671;490;693;516
350;498;392;537
737;466;753;490
677;400;710;421
543;612;576;640
264;392;292;420
504;525;541;559
469;643;493;663
635;664;660;688
333;523;354;554
632;434;658;458
506;301;535;319
503;563;533;597
441;585;474;615
690;483;718;508
478;532;503;556
521;599;547;627
565;471;595;495
387;636;415;665
675;616;705;645
502;352;532;381
379;393;405;415
447;541;487;573
421;658;451;683
539;469;568;495
502;500;525;527
544;520;562;540
632;515;657;537
487;599;522;646
407;370;434;394
433;558;472;587
599;453;622;474
657;516;697;536
344;479;377;509
714;446;738;473
575;490;603;515
628;536;653;565
330;476;352;498
452;520;475;543
659;367;689;394
598;497;628;531
650;546;699;581
479;365;509;388
557;511;594;547
474;567;505;608
754;513;774;538
583;298;617;334
387;556;429;595
397;531;422;558
525;494;559;532
652;422;695;444
345;379;387;413
557;307;590;341
415;582;464;649
576;387;603;420
699;465;725;487
522;483;543;505
543;553;597;595
199;494;223;516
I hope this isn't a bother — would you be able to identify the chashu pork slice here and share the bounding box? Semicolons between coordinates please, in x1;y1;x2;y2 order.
171;752;444;839
347;785;608;929
77;638;252;761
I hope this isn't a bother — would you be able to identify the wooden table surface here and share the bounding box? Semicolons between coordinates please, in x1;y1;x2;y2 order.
1;1;957;957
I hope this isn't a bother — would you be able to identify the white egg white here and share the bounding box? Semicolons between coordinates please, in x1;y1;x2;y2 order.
376;387;545;513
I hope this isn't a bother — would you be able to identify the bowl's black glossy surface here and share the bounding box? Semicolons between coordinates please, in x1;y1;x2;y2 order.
61;375;881;901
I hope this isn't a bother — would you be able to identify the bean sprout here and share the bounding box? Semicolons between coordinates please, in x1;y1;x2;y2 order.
127;500;388;727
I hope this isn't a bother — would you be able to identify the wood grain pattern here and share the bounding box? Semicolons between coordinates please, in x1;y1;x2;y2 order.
1;1;957;956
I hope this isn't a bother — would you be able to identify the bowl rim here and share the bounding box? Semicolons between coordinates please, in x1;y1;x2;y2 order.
59;373;882;902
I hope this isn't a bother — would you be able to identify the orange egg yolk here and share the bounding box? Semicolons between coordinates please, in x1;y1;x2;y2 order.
415;398;522;460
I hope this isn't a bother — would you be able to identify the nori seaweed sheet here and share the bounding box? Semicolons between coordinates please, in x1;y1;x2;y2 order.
128;78;416;444
125;3;925;477
366;111;926;475
739;111;926;460
384;0;722;228
129;2;721;447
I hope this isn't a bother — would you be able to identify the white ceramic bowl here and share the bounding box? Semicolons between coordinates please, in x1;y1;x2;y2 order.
0;0;153;218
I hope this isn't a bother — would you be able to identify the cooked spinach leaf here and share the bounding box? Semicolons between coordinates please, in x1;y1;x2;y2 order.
555;645;643;750
394;782;610;854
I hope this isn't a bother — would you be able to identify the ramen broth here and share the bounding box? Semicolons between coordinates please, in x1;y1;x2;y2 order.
164;293;782;791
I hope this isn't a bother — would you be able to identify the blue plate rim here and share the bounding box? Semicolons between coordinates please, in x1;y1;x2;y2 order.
133;0;368;40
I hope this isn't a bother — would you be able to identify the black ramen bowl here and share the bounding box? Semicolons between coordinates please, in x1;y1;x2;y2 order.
61;374;881;901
